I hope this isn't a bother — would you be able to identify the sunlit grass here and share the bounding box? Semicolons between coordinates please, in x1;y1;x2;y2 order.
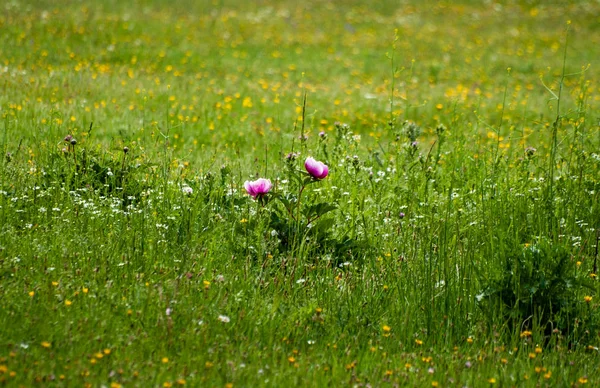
1;0;599;386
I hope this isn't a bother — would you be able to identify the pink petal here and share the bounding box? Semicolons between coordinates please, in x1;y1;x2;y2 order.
256;178;272;195
305;157;328;179
244;181;257;197
245;178;272;198
318;164;329;179
305;157;322;177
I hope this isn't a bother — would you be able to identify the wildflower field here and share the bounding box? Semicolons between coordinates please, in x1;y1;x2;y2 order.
2;0;600;386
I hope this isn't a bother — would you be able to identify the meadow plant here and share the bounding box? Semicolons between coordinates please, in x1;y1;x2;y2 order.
304;157;329;180
244;178;272;199
0;2;599;387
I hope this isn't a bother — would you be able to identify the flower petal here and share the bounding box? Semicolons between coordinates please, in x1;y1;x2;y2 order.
318;164;329;179
256;178;272;195
305;157;328;179
244;181;257;197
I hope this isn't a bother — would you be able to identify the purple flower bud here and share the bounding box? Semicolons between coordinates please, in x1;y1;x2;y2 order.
465;361;472;368
64;135;73;142
399;212;405;219
304;157;329;180
319;131;326;138
244;178;272;199
285;152;299;161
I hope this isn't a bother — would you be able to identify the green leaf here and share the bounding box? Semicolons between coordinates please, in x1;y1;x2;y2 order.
312;218;335;234
305;202;337;218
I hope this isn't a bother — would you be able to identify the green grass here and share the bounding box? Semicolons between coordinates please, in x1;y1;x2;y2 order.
1;0;600;386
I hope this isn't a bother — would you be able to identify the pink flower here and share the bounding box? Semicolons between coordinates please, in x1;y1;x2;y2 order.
305;157;329;180
244;178;272;198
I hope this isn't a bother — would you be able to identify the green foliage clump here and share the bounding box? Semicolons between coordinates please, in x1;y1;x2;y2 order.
478;240;597;343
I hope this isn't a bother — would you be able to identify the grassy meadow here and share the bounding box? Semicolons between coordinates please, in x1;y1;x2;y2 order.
1;0;600;386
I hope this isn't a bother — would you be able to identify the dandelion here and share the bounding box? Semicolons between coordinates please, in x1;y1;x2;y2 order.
243;178;272;199
584;295;592;303
304;157;329;180
41;341;51;348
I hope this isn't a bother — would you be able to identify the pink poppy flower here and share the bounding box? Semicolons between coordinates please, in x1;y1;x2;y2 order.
304;157;329;180
244;178;272;198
